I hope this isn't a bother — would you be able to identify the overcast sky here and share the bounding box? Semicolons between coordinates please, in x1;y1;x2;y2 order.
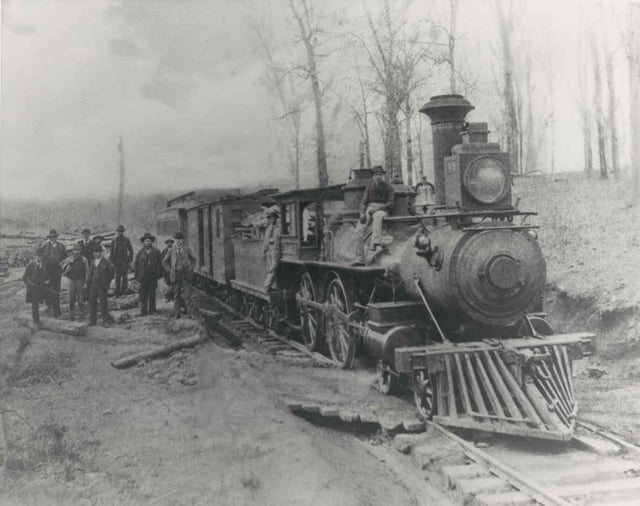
0;0;634;201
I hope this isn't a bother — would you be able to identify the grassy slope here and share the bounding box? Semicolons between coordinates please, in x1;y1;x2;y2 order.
513;172;640;312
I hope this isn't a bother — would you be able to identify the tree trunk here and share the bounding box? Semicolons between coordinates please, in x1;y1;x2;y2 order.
448;0;458;94
111;335;204;369
290;0;329;187
606;57;619;179
385;103;402;182
495;0;520;175
117;136;125;226
15;313;88;336
406;114;414;186
583;113;593;177
358;73;372;168
416;115;425;180
629;4;640;203
591;33;608;179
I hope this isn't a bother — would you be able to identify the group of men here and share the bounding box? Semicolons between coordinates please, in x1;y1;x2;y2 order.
23;226;195;328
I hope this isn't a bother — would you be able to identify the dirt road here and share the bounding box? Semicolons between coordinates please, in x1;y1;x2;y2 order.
0;278;445;506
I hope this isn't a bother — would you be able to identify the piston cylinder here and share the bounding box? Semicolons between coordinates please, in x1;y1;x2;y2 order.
361;325;425;364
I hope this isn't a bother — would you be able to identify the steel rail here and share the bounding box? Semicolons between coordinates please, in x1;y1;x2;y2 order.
428;421;572;506
0;279;22;289
192;286;334;366
576;419;640;455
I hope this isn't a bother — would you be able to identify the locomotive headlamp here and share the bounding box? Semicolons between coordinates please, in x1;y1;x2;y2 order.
464;157;508;204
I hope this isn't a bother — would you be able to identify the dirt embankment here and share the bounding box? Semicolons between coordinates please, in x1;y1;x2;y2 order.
515;173;640;440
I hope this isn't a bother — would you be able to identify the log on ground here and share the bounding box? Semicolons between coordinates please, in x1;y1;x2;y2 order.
111;335;204;369
15;313;88;336
107;295;139;311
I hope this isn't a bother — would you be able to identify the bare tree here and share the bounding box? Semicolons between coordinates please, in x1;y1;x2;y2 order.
361;0;430;182
494;0;520;174
351;66;372;169
289;0;329;187
117;136;125;225
622;3;640;203
589;21;609;180
600;4;620;180
577;8;594;177
253;22;304;189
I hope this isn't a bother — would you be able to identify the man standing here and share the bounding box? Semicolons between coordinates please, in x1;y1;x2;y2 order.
22;246;48;327
161;238;174;301
353;166;395;265
61;244;89;321
109;225;133;297
163;232;195;319
262;208;281;291
134;233;164;316
78;228;93;263
41;229;67;317
87;243;114;327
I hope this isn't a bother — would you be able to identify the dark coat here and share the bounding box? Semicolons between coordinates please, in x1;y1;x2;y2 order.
78;239;94;263
163;245;196;283
23;261;48;303
134;247;164;281
109;235;133;266
87;257;114;292
41;240;67;266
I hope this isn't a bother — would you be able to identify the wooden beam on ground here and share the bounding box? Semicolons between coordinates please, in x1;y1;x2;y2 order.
15;313;88;336
107;295;139;311
111;335;203;369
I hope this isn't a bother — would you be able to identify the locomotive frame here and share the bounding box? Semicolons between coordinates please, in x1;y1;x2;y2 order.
164;94;595;441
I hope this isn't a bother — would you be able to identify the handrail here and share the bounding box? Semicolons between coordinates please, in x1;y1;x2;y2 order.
413;278;449;344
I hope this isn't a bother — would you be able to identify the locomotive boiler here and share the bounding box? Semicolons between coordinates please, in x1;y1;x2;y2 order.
178;94;594;441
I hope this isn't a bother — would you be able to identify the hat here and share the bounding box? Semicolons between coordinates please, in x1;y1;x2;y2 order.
73;243;82;251
93;235;104;242
47;229;59;238
81;228;91;235
116;225;125;232
372;165;385;174
165;239;174;244
140;232;156;242
35;246;46;256
174;231;185;239
92;243;103;253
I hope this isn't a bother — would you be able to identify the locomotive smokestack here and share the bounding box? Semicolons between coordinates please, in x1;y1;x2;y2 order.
420;95;474;205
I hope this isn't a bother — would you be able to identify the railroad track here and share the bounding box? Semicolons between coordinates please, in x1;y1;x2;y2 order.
425;420;640;506
191;287;334;366
190;288;640;505
0;278;22;290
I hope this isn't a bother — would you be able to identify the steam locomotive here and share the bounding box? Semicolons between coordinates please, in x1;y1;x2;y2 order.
161;95;594;440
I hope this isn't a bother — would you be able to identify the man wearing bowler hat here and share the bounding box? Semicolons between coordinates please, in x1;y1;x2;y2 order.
110;225;133;297
134;233;164;316
87;243;114;327
163;231;195;318
41;229;67;317
78;228;94;263
61;243;89;321
353;165;395;265
22;246;48;326
161;238;175;301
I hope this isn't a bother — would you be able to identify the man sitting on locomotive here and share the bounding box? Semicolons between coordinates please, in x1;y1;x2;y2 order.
353;165;395;266
262;207;282;291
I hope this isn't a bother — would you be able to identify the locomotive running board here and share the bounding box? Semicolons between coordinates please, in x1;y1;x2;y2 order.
395;333;595;441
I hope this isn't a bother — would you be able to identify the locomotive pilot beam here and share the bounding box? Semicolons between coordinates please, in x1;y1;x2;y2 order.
167;93;595;441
